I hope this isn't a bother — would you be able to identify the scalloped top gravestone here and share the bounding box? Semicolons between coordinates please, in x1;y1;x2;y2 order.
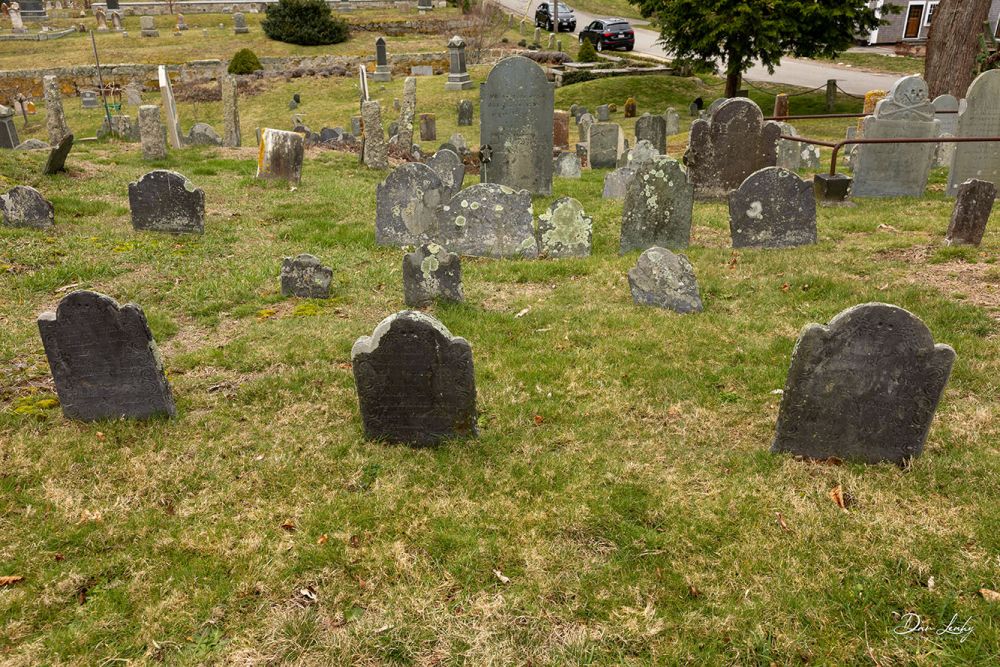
436;183;538;258
352;310;477;445
620;156;693;254
728;167;816;248
280;254;333;298
375;162;448;247
257;128;304;184
628;247;703;314
536;196;591;258
403;243;463;306
1;185;54;229
771;303;955;465
948;70;1000;196
426;148;465;198
128;170;205;234
932;94;959;136
480;56;553;195
38;290;176;421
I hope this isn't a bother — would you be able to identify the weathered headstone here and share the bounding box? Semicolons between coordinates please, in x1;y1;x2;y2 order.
280;254;333;298
628;247;703;313
128;170;205;234
353;311;476;445
948;70;1000;196
934;133;956;169
728;167;816;248
635;113;667;155
932;94;960;136
233;12;248;34
945;178;995;246
602;167;635;199
361;100;388;169
9;3;26;33
80;90;99;110
771;303;955;465
553;151;581;178
537;196;591;258
375;162;447;246
43;75;70;146
397;76;416;155
1;185;54;229
110;11;122;31
426;148;464;197
38;290;176;421
436;183;537;258
221;74;241;148
456;100;473;127
578;112;593;143
256;128;304;184
140;15;159;37
185;122;222;146
15;139;48;150
620;156;693;253
448;132;468;154
43;134;73;175
596;104;610;122
588;122;624;169
0;105;20;149
411;65;434;76
622;138;658;169
664;107;680;135
138;105;167;160
445;35;473;90
157;65;182;149
575;142;589;169
176;13;187;31
553;110;570;147
419;113;437;141
124;82;143;107
480;56;554;195
95;7;109;31
403;243;463;306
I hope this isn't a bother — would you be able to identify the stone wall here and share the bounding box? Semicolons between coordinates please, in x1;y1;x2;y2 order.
89;0;448;15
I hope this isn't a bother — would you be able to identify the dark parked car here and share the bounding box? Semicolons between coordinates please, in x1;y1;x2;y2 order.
578;18;635;52
534;2;576;32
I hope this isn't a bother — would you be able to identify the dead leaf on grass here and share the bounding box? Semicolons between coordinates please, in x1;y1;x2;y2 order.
830;485;848;512
493;569;510;584
0;576;24;587
980;588;1000;602
776;512;789;531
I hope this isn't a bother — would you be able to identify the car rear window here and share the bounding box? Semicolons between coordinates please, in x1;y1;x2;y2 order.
606;22;631;31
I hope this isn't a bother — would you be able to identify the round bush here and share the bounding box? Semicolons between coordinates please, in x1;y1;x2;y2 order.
228;48;263;75
262;0;349;46
577;37;598;63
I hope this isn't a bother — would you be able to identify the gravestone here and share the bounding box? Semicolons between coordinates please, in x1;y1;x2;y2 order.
397;76;416;154
43;134;73;175
664;107;680;135
553;110;570;147
945;178;995;246
426;148;464;197
233;12;248;34
574;106;589;123
479;55;554;195
728;167;816;248
457;100;473;126
0;105;20;148
445;35;473;90
635;113;667;154
110;11;122;31
280;254;333;298
620;156;693;253
157;66;182;149
575;142;588;169
140;15;158;37
578;113;593;143
771;303;955;465
221;74;241;147
436;183;538;258
80;90;99;109
176;13;187;30
934;133;956;169
185;122;222;146
596;104;610;121
411;65;433;76
448;133;468;154
320;127;342;143
602;167;635;199
932;94;960;136
353;311;476;445
853;76;938;198
128;170;205;234
536;196;591;258
948;69;1000;196
43;75;69;146
138;105;167;160
417;0;433;12
15;139;48;150
38;291;176;421
362;100;388;169
622;139;658;170
1;185;54;229
351;115;362;136
628;247;703;313
553;151;581;178
124;82;143;107
589;123;624;169
375;162;447;246
9;3;26;33
403;243;463;306
773;93;789;118
419;113;436;141
373;36;392;82
257;128;304;184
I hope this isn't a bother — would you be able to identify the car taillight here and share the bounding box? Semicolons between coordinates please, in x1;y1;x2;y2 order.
603;32;612;37
627;31;633;35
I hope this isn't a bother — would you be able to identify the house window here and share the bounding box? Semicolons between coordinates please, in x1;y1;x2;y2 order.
924;1;939;26
904;3;925;39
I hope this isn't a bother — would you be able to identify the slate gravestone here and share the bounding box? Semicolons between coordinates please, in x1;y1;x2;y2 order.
578;113;594;143
628;247;703;313
185;122;222;146
352;311;477;445
375;162;447;246
221;75;241;148
945;178;995;246
596;104;610;122
1;185;54;229
620;156;693;253
935;133;956;169
0;105;19;149
622;139;658;170
685;98;781;198
664;107;680;135
775;122;804;171
728;167;816;248
426;148;464;197
589;123;624;169
948;69;1000;196
81;91;98;109
257;128;304;184
602;167;635;199
128;170;205;234
932;94;959;136
419;113;437;141
480;56;554;195
43;134;73;175
457;99;473;126
553;151;581;178
138;105;167;160
436;183;538;258
38;290;176;421
853;76;938;198
140;15;159;37
536;196;591;258
351;116;363;136
403;243;463;306
771;303;955;465
635;113;667;154
280;254;333;298
233;12;249;34
445;35;473;90
362;100;388;169
373;36;392;82
553;110;570;148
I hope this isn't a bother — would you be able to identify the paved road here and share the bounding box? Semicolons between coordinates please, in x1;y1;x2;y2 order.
499;0;901;95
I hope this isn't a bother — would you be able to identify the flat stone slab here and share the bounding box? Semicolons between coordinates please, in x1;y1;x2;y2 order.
436;183;538;258
1;185;54;229
628;246;703;313
375;162;448;247
403;243;463;306
537;196;591;258
281;253;333;298
620;156;693;253
728;167;817;248
128;170;205;234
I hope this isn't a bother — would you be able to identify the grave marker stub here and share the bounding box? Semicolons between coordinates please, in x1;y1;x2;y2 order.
945;178;995;246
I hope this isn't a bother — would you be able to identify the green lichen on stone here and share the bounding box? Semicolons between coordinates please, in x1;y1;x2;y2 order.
454;215;467;227
421;254;440;273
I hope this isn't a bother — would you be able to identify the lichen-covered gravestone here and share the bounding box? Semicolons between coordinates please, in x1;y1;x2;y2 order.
602;167;635;199
588;123;624;169
43;75;70;147
635;113;667;154
1;186;54;229
185;122;222;146
257;128;304;184
620;156;693;253
771;303;955;465
947;69;1000;196
628;247;703;313
138;105;167;160
221;74;241;148
945;178;995;246
38;290;176;421
361;100;388;169
536;197;591;258
128;170;205;234
436;183;538;258
425;148;465;197
280;254;333;298
685;98;780;198
402;243;463;306
728;167;816;248
352;310;477;445
553;151;581;178
375;162;447;247
622;139;658;170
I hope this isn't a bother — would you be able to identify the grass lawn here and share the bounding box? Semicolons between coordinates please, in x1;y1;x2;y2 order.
1;70;998;664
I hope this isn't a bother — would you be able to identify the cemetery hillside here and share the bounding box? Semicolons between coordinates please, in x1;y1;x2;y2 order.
1;1;999;664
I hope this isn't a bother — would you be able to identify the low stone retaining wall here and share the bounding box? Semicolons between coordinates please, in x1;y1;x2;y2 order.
89;0;447;15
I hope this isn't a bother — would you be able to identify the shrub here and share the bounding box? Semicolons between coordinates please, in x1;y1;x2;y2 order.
262;0;349;46
228;48;262;75
624;97;637;117
577;37;598;63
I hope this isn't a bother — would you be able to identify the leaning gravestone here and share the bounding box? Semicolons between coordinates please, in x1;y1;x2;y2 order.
436;183;537;258
771;303;955;465
728;167;816;248
1;185;54;229
158;65;182;149
280;254;333;298
43;134;73;175
628;247;703;313
403;243;463;306
620;156;693;253
945;178;995;246
932;94;960;136
426;148;465;197
138;105;167;160
853;75;938;197
352;310;477;445
589;123;624;169
257;128;304;184
685;98;781;198
635;113;667;154
38;290;176;421
553;151;581;178
948;69;1000;196
128;170;205;234
375;162;447;246
480;56;554;195
536;197;591;258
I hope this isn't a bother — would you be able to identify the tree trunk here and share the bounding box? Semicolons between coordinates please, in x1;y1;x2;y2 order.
925;0;992;98
725;69;742;98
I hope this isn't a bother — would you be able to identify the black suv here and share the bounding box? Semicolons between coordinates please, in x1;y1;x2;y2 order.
534;2;576;32
578;18;635;52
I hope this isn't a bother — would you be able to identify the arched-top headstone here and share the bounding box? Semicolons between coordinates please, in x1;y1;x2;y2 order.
948;69;1000;196
375;162;447;247
931;93;960;135
128;169;205;233
436;183;537;258
620;156;693;253
425;148;465;197
728;167;816;248
1;185;54;229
